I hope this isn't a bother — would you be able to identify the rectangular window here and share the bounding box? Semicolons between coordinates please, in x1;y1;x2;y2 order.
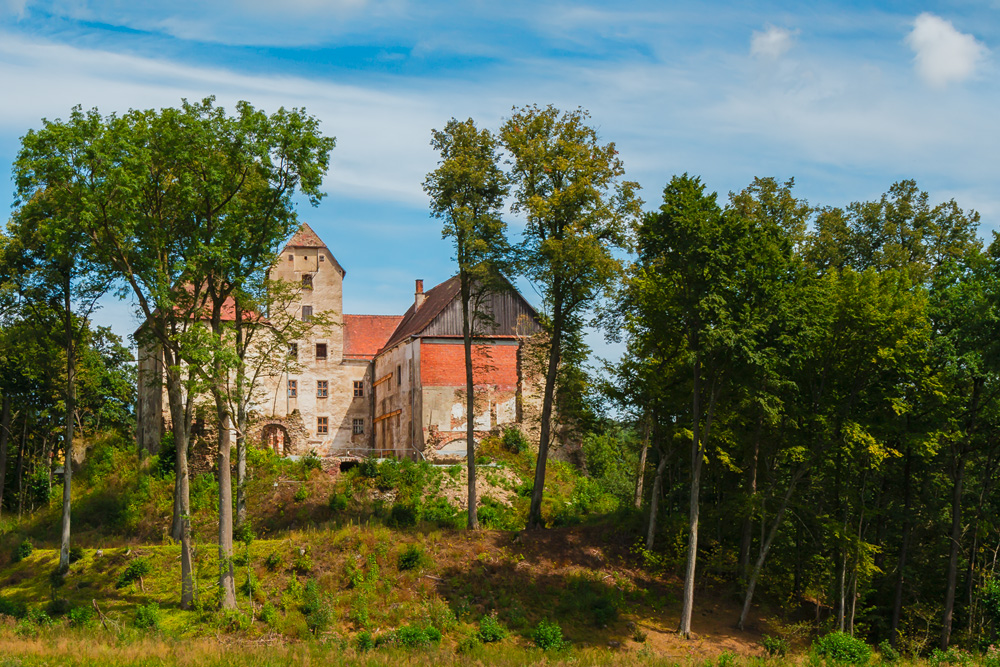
317;417;328;435
320;255;325;262
288;254;293;261
301;305;312;322
287;380;297;398
317;380;328;398
353;381;364;397
397;364;402;388
302;274;313;289
288;342;298;359
352;418;364;435
316;343;327;360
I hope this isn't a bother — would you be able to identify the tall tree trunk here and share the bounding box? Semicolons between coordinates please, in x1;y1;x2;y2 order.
646;449;668;549
634;412;650;510
16;412;26;517
216;398;236;610
679;351;703;638
739;416;763;579
528;294;562;530
739;469;802;630
59;286;75;573
941;451;965;650
890;451;913;647
235;405;248;530
461;274;478;530
0;395;11;517
164;358;194;609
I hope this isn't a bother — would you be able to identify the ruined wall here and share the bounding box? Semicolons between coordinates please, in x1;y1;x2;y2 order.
372;340;418;458
135;336;163;454
417;338;522;461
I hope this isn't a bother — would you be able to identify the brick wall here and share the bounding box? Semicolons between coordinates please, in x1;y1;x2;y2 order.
419;341;519;391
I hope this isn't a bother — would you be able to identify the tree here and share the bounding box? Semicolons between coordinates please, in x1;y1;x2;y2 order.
424;117;510;530
500;105;640;529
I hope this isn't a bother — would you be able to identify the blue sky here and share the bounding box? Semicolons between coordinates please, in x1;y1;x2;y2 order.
2;0;998;361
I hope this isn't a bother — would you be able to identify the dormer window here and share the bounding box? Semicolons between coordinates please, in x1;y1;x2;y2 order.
302;274;313;289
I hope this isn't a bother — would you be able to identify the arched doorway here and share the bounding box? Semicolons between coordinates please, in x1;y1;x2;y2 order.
262;423;291;456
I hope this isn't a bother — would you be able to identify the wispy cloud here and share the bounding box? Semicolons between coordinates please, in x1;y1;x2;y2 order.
906;13;988;87
750;25;797;60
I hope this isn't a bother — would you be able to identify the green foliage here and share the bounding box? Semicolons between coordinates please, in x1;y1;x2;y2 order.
264;552;283;572
133;602;161;630
12;538;32;563
420;497;461;528
531;619;565;651
812;631;872;665
877;640;899;664
928;647;974;667
355;630;375;652
477;497;520;530
300;579;331;635
476;613;509;643
378;624;442;649
329;492;349;512
116;557;152;589
259;602;279;628
45;597;70;617
501;426;529;454
292;549;313;575
68;606;95;628
0;597;27;619
397;544;426;571
389;502;418;528
983;577;1000;633
293;484;309;502
761;634;790;657
153;432;177;479
68;545;84;563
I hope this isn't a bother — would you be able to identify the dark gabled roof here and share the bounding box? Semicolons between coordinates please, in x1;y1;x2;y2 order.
378;274;541;354
343;315;405;360
281;223;346;277
380;275;461;351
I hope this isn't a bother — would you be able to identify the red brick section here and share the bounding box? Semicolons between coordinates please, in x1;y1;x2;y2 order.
343;315;405;360
420;341;519;390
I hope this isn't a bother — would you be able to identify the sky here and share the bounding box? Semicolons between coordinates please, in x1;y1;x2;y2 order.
1;0;999;361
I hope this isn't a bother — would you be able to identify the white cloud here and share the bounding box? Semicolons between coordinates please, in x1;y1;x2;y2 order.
906;13;988;87
750;25;796;60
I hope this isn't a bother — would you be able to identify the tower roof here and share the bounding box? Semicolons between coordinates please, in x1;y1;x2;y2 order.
282;223;346;277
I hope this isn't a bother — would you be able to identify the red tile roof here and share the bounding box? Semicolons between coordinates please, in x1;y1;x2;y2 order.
285;222;326;248
343;315;405;360
379;275;461;351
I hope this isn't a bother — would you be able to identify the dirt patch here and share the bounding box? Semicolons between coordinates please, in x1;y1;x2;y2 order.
436;464;519;509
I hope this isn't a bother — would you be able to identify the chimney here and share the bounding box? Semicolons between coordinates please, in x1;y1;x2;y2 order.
414;279;426;310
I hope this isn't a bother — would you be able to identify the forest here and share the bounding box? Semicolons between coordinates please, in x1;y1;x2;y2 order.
0;99;998;665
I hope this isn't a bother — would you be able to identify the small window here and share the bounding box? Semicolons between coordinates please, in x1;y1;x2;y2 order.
302;305;312;322
302;274;313;289
353;381;364;397
288;343;298;359
288;254;293;261
316;343;327;360
397;364;402;388
287;380;297;398
317;417;328;435
352;418;364;435
320;255;325;262
317;380;328;398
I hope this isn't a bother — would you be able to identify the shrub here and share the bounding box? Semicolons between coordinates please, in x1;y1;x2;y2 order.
68;606;95;628
153;432;177;478
389;502;418;528
292;550;313;575
929;647;973;667
877;640;899;664
355;630;375;652
329;492;349;512
398;544;426;571
259;602;279;627
0;597;27;619
501;426;529;454
45;598;71;617
421;497;460;528
68;546;84;563
457;635;482;654
477;613;509;643
762;634;790;657
358;458;379;479
293;484;309;502
116;558;152;588
264;552;283;572
478;497;520;530
813;631;872;665
12;538;32;563
134;602;161;630
532;619;565;650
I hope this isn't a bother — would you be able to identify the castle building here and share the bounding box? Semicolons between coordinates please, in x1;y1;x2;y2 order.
137;223;542;461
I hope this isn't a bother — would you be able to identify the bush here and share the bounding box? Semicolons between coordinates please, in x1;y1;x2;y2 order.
389;502;418;528
877;640;899;664
501;426;529;454
398;544;426;571
134;602;161;630
421;497;460;528
45;598;71;617
355;630;375;652
68;546;84;563
153;432;177;478
478;497;520;530
116;558;152;588
477;613;509;643
293;484;309;502
329;492;349;512
301;579;331;635
264;552;283;572
813;631;872;665
532;619;565;650
12;538;32;563
292;550;313;575
69;606;95;628
0;597;27;619
762;634;790;657
259;602;279;627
